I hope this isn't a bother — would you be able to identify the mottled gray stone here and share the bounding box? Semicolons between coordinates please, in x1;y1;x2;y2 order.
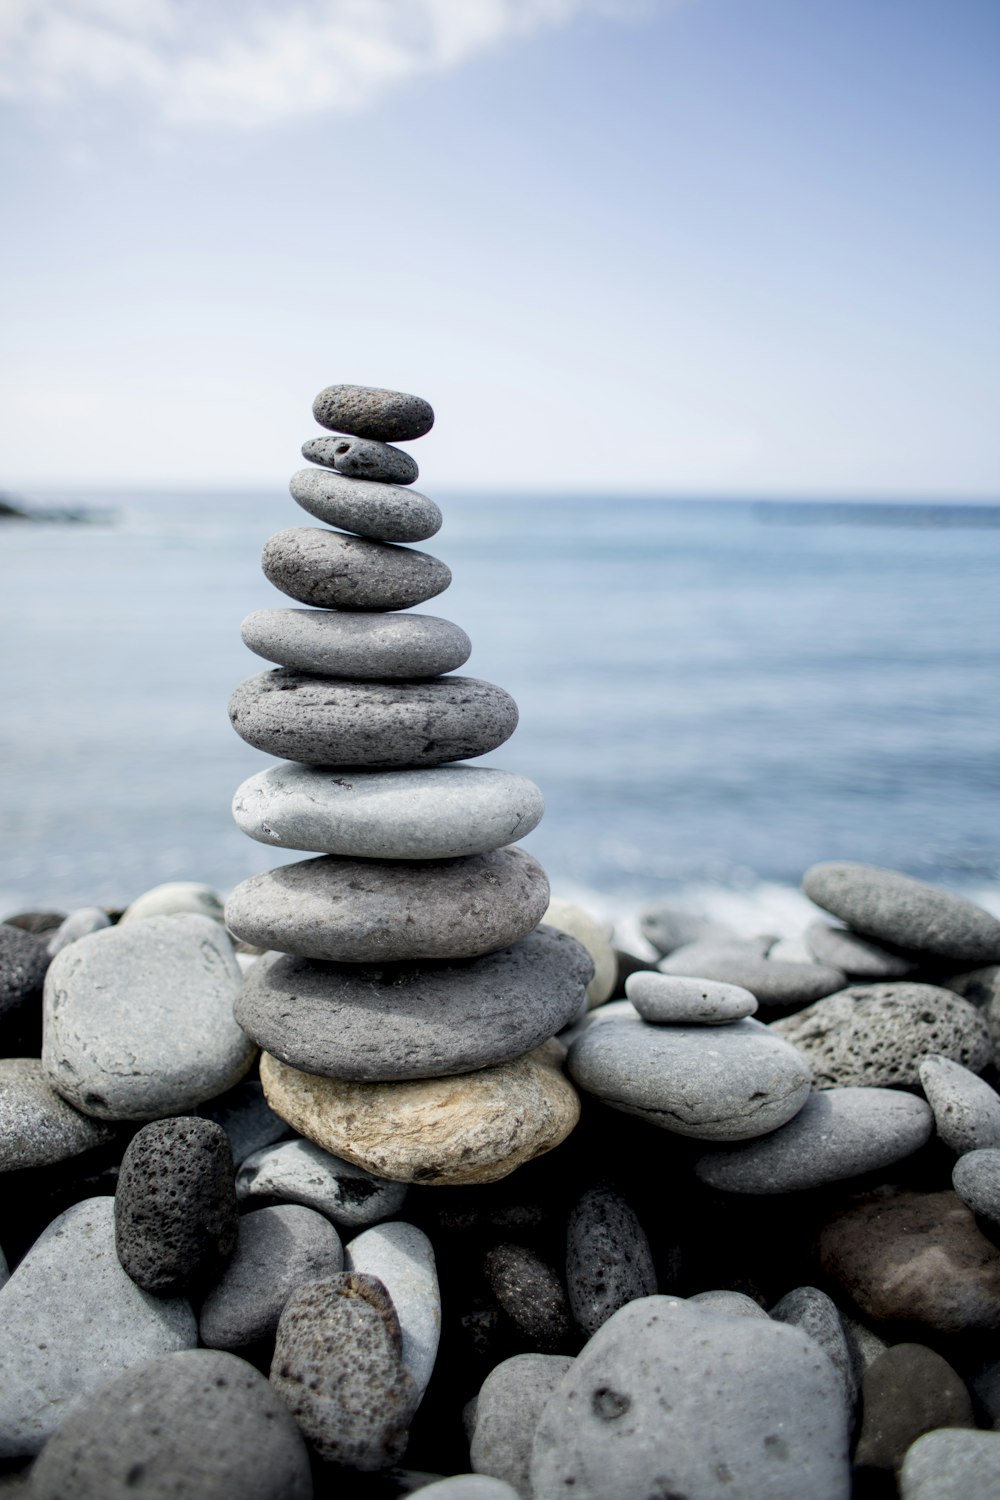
919;1054;1000;1153
301;435;419;485
199;1204;343;1350
46;908;111;958
197;1079;292;1165
952;1148;1000;1231
237;1137;408;1227
291;465;437;541
900;1429;1000;1499
471;1354;575;1498
657;939;845;1010
312;383;434;442
689;1289;768;1318
853;1343;974;1471
770;983;991;1088
804;920;913;978
770;1286;857;1409
0;1198;196;1457
228;671;517;768
565;1185;657;1337
695;1087;933;1193
567;1016;812;1141
345;1222;440;1399
119;881;225;924
529;1296;851;1500
625;971;757;1025
240;607;469;679
234;927;590;1080
28;1349;312;1500
0;925;49;1016
232;762;542;860
262;526;450;610
637;905;736;957
225;847;549;963
804;861;1000;964
42;916;254;1120
0;1057;115;1170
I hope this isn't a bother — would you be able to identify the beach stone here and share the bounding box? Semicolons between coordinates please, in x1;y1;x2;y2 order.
240;607;469;678
841;1314;889;1379
197;1078;291;1165
804;861;1000;964
771;983;991;1088
259;1042;580;1187
919;1054;1000;1153
234;927;591;1080
542;900;615;1006
0;925;49;1016
484;1244;572;1352
232;762;541;859
345;1222;440;1398
804;920;913;978
262;526;450;611
0;1247;7;1290
27;1348;312;1500
695;1087;933;1193
565;1185;657;1337
853;1343;974;1471
228;670;517;767
657;939;845;1011
119;881;225;924
291;465;438;541
114;1118;238;1297
900;1429;1000;1499
420;1480;520;1499
770;1286;857;1408
471;1354;575;1497
3;910;64;934
815;1187;1000;1332
637;905;736;957
625;970;757;1024
237;1137;407;1227
558;997;640;1048
567;1015;812;1141
0;1197;196;1456
42;915;254;1120
270;1272;419;1469
0;1057;115;1170
199;1204;343;1351
689;1289;768;1318
46;907;111;957
300;435;419;484
952;1148;1000;1232
225;847;548;963
529;1295;851;1500
312;383;434;442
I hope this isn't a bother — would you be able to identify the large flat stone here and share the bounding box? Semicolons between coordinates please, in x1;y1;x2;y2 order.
262;527;450;610
240;608;469;678
290;466;436;539
803;862;1000;964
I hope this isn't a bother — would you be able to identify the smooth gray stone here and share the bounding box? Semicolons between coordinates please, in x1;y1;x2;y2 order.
565;1185;657;1338
345;1222;440;1399
233;928;591;1080
900;1429;1000;1500
770;1286;857;1410
558;998;639;1049
197;1079;292;1165
0;924;49;1016
312;383;434;442
771;983;992;1089
225;847;549;963
471;1354;575;1498
803;861;1000;964
46;907;111;957
637;905;736;957
567;1016;812;1141
232;763;542;860
119;881;226;924
236;1137;408;1227
625;971;757;1025
952;1148;1000;1230
199;1204;343;1350
28;1349;312;1500
529;1296;851;1500
228;671;517;767
42;916;254;1120
804;920;913;978
262;525;449;611
689;1289;768;1319
240;608;469;679
0;1058;116;1170
300;436;419;485
419;1480;520;1500
658;939;845;1011
0;1198;196;1457
919;1055;1000;1153
291;467;437;542
694;1087;934;1193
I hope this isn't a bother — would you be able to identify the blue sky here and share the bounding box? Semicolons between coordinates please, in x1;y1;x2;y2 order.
1;0;997;495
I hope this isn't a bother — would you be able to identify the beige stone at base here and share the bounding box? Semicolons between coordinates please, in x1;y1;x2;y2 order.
543;900;617;1007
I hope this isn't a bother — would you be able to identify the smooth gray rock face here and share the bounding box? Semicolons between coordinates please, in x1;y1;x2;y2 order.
46;907;111;958
625;971;757;1025
27;1349;313;1500
236;1137;408;1227
197;1079;292;1165
770;1286;857;1409
804;861;1000;964
420;1479;520;1499
225;847;549;963
471;1354;575;1498
240;608;469;679
0;1198;196;1457
234;928;591;1080
899;1428;1000;1499
567;1016;812;1141
919;1055;1000;1153
312;383;434;442
199;1204;343;1350
804;920;913;978
657;939;845;1010
291;466;437;541
529;1296;851;1500
345;1222;440;1399
0;924;49;1015
637;905;736;957
119;881;225;925
300;436;419;485
42;915;255;1120
771;983;991;1088
565;1185;657;1338
228;671;518;768
952;1148;1000;1230
232;762;542;860
695;1087;933;1193
0;1057;115;1171
689;1289;768;1319
262;526;450;610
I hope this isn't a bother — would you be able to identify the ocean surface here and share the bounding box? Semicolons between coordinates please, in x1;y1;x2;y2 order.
3;490;999;937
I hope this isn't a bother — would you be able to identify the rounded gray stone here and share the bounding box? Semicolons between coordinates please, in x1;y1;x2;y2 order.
46;908;111;958
312;383;434;442
234;927;590;1080
952;1148;1000;1230
237;1137;408;1227
262;526;450;610
900;1428;1000;1499
225;847;550;963
42;915;254;1120
291;467;438;541
240;607;470;678
232;762;542;860
804;920;913;979
769;1286;857;1409
657;940;846;1011
28;1348;312;1500
0;924;49;1016
301;435;419;485
803;861;1000;964
119;881;225;925
228;671;518;768
919;1054;1000;1154
471;1354;575;1497
345;1221;440;1399
565;1185;657;1338
0;1057;116;1170
689;1289;768;1319
694;1087;934;1193
625;971;757;1025
637;905;736;957
567;1016;812;1141
420;1480;520;1500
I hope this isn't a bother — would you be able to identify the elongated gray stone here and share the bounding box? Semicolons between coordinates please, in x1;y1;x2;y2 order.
240;608;470;679
804;920;913;978
471;1354;575;1497
658;940;845;1011
0;1058;116;1171
291;468;438;542
228;672;518;767
900;1429;1000;1500
262;526;450;611
952;1148;1000;1230
312;383;434;442
237;1137;408;1227
625;971;757;1025
803;862;1000;964
919;1055;1000;1153
770;1287;857;1410
345;1222;440;1399
300;437;419;485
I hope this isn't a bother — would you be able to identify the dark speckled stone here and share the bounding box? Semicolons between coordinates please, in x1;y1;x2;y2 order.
565;1185;657;1337
300;437;419;485
484;1244;572;1352
312;383;434;442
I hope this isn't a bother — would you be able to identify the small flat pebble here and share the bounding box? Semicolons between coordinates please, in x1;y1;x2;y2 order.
689;1288;768;1318
853;1343;974;1471
262;526;450;610
625;971;757;1024
770;1286;857;1409
804;919;913;978
197;1078;292;1165
0;925;49;1016
312;383;434;442
471;1354;575;1497
345;1222;441;1398
565;1185;657;1337
300;435;419;484
241;607;469;678
237;1137;408;1226
657;939;846;1010
291;465;438;540
541;900;615;1006
119;881;225;924
900;1429;1000;1500
45;907;110;957
952;1147;1000;1231
919;1054;1000;1153
803;861;1000;964
0;1057;115;1170
484;1244;572;1352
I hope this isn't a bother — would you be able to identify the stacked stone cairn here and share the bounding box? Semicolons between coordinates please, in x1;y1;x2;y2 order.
225;383;592;1188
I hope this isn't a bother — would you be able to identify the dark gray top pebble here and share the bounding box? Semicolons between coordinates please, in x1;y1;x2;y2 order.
0;1057;116;1171
312;383;434;442
241;608;470;678
301;435;419;485
565;1185;657;1337
0;924;49;1016
804;861;1000;964
262;526;451;611
289;466;440;541
484;1244;572;1352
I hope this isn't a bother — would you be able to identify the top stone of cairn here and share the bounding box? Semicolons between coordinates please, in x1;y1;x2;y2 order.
312;384;435;443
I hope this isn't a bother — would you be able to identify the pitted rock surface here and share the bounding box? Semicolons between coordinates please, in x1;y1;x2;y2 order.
299;435;419;485
565;1185;657;1337
484;1243;572;1352
312;383;434;442
0;924;49;1016
262;526;450;610
803;861;1000;964
290;465;437;539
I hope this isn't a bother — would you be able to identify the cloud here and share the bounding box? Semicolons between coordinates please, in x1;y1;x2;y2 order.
0;0;651;128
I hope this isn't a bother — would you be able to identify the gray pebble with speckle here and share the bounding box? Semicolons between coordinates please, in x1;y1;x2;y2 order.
770;1286;857;1409
291;466;438;543
0;1057;116;1171
312;383;434;442
804;861;1000;964
262;526;450;611
471;1354;575;1498
626;971;757;1024
565;1185;657;1337
237;1136;407;1227
919;1054;1000;1153
689;1289;768;1319
300;435;418;486
241;607;469;678
0;925;49;1016
952;1148;1000;1232
900;1427;1000;1499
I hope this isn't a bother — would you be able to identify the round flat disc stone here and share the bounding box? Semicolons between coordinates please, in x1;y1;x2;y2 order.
239;609;470;679
288;469;439;542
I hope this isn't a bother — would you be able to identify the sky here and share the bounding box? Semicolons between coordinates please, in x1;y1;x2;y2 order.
0;0;997;497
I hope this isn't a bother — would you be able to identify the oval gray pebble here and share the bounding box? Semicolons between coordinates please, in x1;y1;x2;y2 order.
262;527;450;611
899;1426;1000;1499
290;467;439;541
344;1222;440;1398
0;1058;116;1171
657;940;846;1012
565;1185;657;1337
240;608;470;679
919;1055;1000;1154
312;383;434;442
803;861;1000;965
952;1148;1000;1230
236;1137;408;1227
300;436;419;485
770;1286;857;1410
471;1354;574;1497
625;971;758;1025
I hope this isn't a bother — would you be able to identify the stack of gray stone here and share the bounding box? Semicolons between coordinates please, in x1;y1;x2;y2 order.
225;384;590;1186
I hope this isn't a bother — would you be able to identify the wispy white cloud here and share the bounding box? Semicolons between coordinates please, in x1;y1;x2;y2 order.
0;0;652;128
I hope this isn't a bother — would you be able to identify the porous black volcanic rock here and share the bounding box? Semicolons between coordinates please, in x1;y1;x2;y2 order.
565;1184;657;1337
0;924;49;1017
312;382;434;441
803;861;1000;964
